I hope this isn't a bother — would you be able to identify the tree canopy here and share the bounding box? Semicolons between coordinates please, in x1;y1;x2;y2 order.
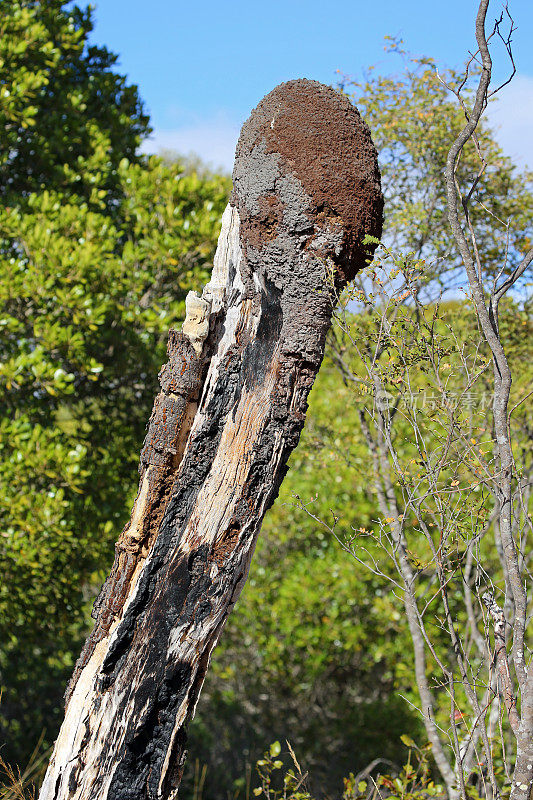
0;0;230;761
0;0;149;208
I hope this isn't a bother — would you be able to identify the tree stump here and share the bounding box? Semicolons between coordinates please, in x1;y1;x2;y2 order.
39;79;383;800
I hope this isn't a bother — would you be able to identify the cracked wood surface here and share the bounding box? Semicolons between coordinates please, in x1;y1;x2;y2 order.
39;79;383;800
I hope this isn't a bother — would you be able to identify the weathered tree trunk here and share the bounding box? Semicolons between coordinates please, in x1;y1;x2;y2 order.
39;79;383;800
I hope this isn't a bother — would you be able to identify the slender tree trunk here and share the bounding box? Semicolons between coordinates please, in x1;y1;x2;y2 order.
39;79;383;800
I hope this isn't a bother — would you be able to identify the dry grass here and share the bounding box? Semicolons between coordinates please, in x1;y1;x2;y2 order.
0;732;48;800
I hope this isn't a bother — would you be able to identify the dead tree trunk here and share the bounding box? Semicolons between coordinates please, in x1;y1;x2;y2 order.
39;79;383;800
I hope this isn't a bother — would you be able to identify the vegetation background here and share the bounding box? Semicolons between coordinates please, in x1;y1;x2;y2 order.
0;2;531;799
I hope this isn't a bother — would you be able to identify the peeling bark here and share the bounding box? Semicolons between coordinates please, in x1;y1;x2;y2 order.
39;79;383;800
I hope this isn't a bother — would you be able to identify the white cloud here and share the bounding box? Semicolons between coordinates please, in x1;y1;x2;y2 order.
141;113;241;173
486;73;533;170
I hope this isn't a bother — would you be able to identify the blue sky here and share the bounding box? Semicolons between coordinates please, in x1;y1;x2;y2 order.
91;0;533;171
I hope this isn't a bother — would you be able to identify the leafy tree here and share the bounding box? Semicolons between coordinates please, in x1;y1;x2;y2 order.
0;0;230;763
0;0;149;209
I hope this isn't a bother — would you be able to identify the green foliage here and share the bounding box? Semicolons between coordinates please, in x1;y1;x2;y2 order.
343;742;445;800
0;0;230;763
252;741;312;800
0;0;149;210
250;740;448;800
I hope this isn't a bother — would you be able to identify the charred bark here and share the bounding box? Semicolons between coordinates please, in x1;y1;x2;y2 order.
39;79;383;800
